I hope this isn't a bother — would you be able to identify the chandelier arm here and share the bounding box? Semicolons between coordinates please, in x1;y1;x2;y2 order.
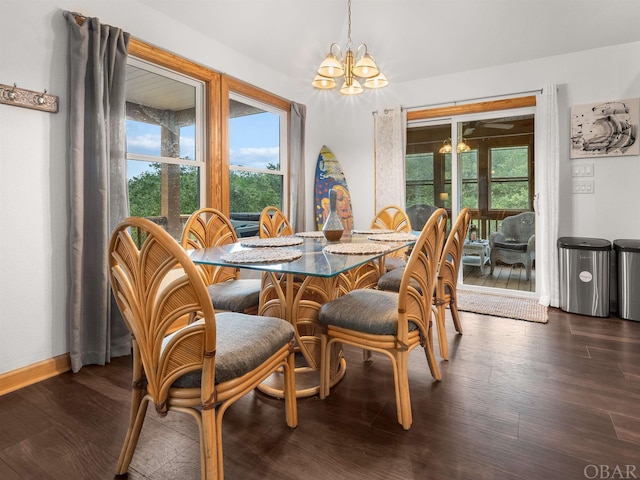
330;43;343;62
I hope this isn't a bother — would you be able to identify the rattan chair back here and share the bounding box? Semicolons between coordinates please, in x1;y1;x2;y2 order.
181;208;239;285
259;206;294;238
434;208;471;359
370;204;412;232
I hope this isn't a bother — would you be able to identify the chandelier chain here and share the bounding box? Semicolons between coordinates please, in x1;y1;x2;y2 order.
347;0;352;48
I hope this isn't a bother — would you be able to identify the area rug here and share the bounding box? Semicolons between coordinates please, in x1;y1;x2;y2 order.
456;289;548;324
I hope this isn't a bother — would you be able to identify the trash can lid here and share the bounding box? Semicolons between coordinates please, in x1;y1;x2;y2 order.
613;239;640;253
557;237;611;250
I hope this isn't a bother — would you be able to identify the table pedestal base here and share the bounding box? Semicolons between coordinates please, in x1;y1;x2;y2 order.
258;357;347;399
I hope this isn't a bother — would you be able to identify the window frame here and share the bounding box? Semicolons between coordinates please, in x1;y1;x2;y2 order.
128;39;292;218
222;76;291;217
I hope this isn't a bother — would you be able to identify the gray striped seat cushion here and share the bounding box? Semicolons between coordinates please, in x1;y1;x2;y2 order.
384;256;406;271
165;312;294;387
318;289;418;335
207;278;261;312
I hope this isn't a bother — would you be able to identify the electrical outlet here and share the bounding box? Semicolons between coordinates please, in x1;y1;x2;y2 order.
572;163;594;177
573;180;594;194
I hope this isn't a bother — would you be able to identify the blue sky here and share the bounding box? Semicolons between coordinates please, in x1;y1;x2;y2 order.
126;112;280;180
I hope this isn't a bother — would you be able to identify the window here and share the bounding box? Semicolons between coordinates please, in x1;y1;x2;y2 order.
125;58;205;239
228;94;287;215
405;152;434;206
490;146;530;210
124;39;292;241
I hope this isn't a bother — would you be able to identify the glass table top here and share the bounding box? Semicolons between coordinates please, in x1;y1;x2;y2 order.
188;232;415;278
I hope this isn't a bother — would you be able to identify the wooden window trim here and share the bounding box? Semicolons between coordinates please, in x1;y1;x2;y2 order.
406;96;536;122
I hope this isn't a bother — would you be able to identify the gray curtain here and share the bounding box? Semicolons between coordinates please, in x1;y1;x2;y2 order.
290;102;306;232
64;12;131;372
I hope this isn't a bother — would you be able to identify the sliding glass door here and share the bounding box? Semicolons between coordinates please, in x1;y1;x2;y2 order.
406;108;536;295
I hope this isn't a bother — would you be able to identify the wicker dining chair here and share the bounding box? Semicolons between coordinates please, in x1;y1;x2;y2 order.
318;208;447;430
259;206;294;238
181;208;261;314
377;208;471;360
110;217;297;480
370;205;413;271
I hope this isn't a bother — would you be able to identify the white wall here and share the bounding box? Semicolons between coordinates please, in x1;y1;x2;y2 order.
2;0;640;376
304;41;640;242
0;0;303;375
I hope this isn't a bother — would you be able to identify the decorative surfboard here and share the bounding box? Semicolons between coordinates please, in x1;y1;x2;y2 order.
314;145;354;232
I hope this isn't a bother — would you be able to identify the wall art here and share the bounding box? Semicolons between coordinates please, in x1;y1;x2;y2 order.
570;98;639;158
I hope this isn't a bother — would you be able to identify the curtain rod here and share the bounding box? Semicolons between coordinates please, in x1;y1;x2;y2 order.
404;88;543;112
372;108;395;116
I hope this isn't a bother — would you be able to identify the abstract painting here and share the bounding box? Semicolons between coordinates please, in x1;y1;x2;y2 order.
570;98;639;158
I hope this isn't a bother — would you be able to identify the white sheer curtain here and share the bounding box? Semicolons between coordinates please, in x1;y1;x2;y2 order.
535;84;560;307
374;107;406;212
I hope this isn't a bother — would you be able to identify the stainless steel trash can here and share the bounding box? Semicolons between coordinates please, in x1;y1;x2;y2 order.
614;239;640;321
558;237;611;317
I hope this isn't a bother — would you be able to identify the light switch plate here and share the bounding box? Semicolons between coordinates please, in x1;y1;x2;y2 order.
572;163;594;177
573;180;594;194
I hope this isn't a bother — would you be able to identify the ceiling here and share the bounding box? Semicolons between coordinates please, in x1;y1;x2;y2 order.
137;0;640;87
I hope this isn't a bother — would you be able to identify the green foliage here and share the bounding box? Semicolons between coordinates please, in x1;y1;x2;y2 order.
128;162;199;217
128;160;284;221
230;167;282;213
405;146;530;211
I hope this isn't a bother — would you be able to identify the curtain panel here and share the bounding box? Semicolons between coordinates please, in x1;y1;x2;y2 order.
535;84;560;307
374;107;406;213
64;12;131;372
290;102;306;232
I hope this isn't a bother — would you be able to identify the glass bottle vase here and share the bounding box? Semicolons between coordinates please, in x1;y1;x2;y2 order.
322;188;344;241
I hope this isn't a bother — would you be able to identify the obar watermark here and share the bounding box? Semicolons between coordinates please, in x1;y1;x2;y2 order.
584;464;637;479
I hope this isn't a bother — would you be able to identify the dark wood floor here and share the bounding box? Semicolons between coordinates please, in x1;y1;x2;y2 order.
463;263;535;292
2;308;639;480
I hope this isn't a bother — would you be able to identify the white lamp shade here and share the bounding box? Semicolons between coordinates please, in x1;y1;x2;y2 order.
363;72;388;89
317;52;344;78
352;53;380;78
312;75;336;89
340;79;363;95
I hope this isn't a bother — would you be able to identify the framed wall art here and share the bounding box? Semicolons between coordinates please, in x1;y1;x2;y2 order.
570;98;639;158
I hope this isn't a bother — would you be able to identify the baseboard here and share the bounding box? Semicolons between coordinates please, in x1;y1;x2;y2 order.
0;354;72;396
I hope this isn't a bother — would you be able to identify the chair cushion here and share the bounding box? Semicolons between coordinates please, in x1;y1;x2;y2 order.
166;312;294;387
376;267;423;293
493;241;528;252
384;256;406;271
207;278;261;312
318;289;418;335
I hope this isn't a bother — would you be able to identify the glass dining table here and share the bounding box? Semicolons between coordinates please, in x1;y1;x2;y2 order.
189;230;417;398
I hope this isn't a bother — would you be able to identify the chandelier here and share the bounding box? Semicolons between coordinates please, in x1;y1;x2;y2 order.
439;138;471;154
312;0;388;95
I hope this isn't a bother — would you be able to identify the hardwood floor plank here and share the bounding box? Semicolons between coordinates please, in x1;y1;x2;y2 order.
2;309;640;479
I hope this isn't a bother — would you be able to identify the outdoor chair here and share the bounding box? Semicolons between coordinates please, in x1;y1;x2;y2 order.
489;211;535;280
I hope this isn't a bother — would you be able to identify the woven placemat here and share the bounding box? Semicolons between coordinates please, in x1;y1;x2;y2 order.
240;236;303;247
352;229;395;235
295;231;325;238
323;243;391;255
220;248;302;264
367;232;418;242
